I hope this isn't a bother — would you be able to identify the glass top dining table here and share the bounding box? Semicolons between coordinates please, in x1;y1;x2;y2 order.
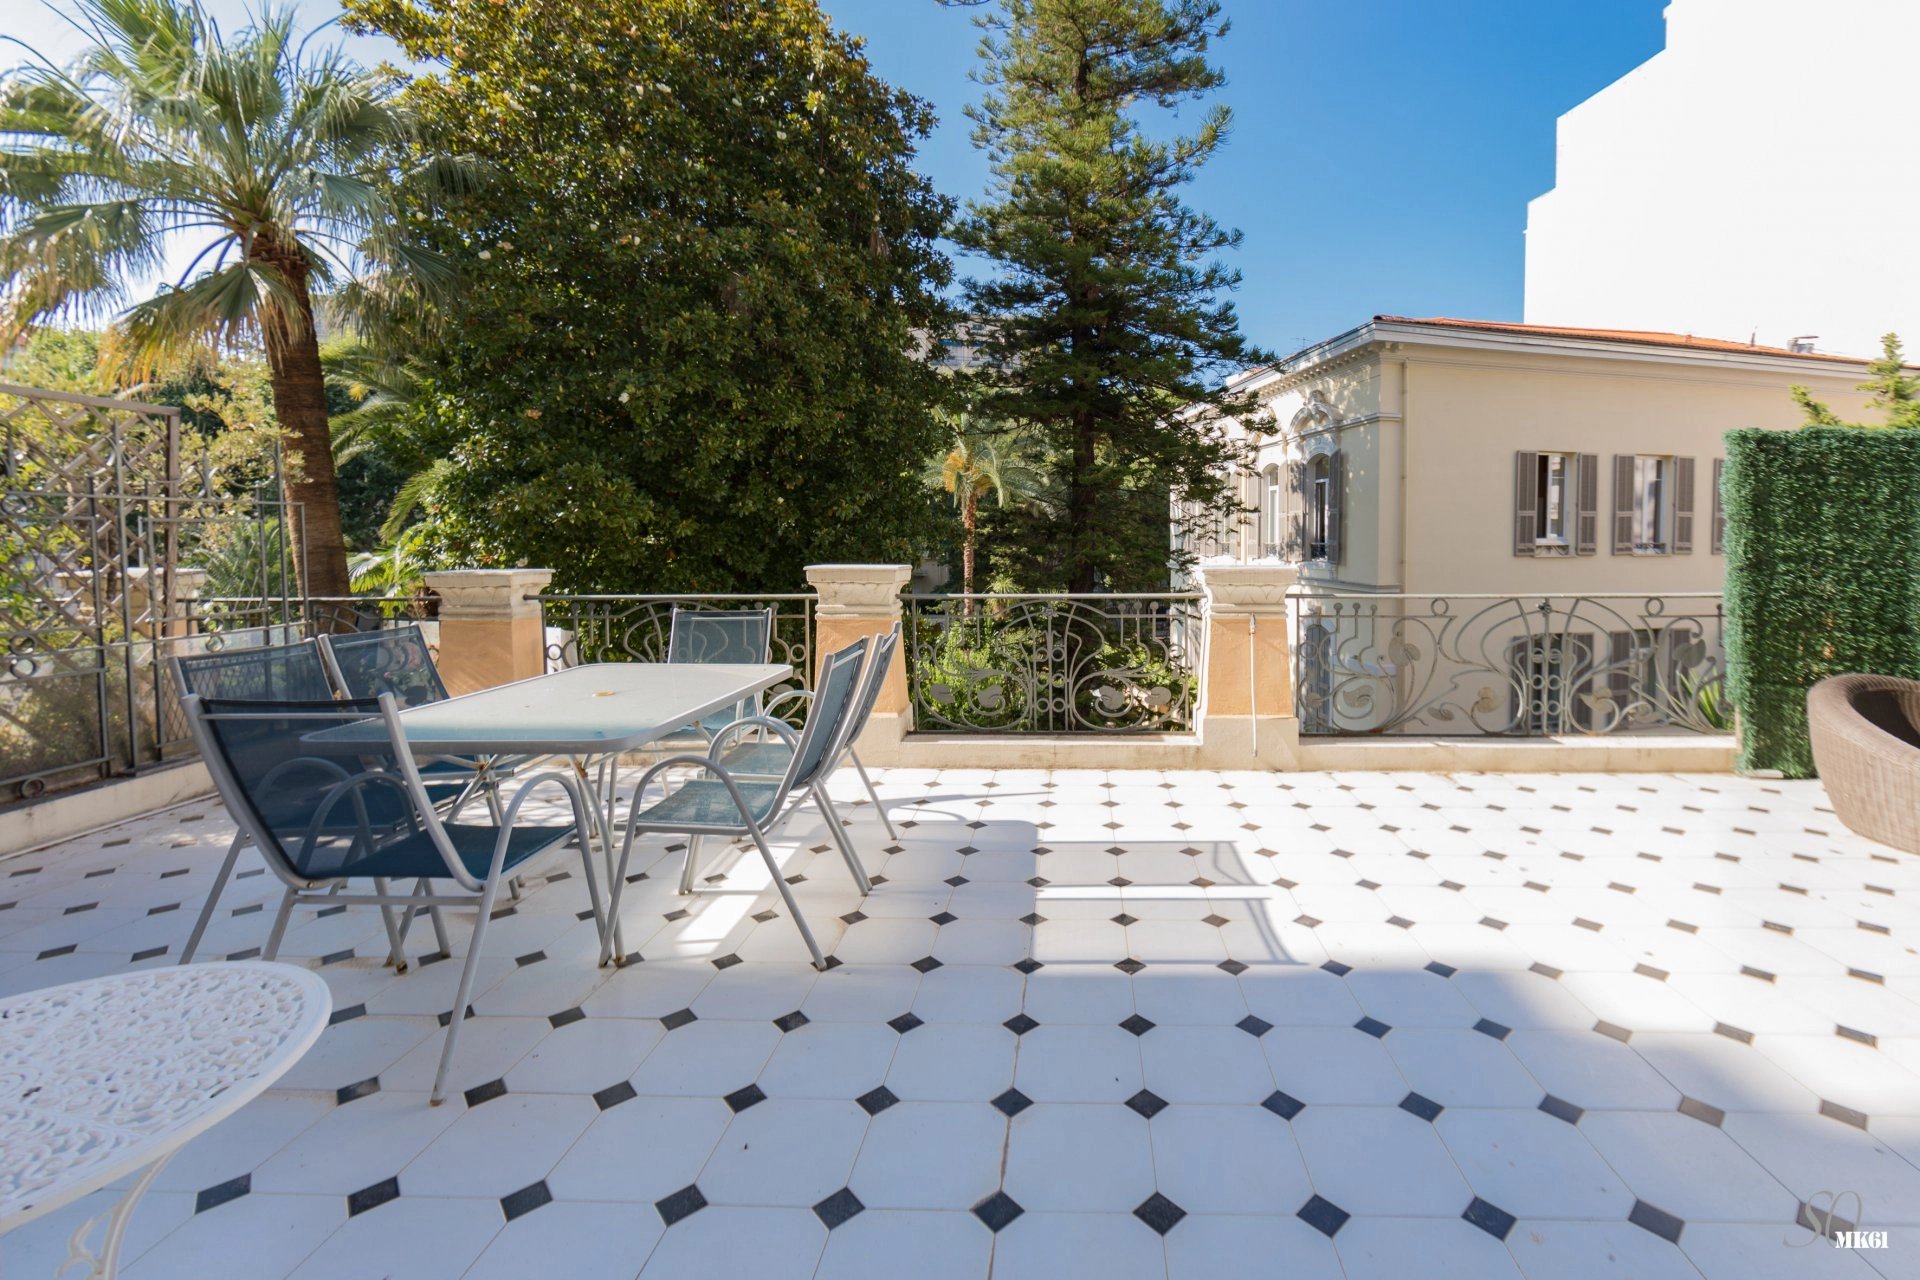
304;662;794;757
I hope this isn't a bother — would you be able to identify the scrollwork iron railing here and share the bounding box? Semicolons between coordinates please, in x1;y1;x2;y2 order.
904;593;1204;734
1294;593;1729;737
534;593;816;700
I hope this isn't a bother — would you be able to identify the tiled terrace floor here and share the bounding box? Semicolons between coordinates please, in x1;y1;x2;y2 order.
2;768;1918;1279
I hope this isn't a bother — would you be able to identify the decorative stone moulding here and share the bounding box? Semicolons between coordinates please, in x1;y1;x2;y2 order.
1193;562;1299;613
421;568;554;620
805;564;913;617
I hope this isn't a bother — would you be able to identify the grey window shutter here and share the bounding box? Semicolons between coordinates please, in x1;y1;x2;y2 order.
1612;454;1635;554
1325;449;1345;566
1513;451;1538;556
1711;457;1726;555
1575;453;1599;555
1673;456;1696;554
1284;459;1306;561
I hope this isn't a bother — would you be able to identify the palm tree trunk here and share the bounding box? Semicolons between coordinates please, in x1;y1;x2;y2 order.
261;293;352;605
962;488;979;617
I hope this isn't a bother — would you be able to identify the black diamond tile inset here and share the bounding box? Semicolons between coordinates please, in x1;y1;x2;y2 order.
336;1077;381;1106
656;1184;708;1226
1125;1089;1169;1120
1004;1013;1039;1036
1424;961;1457;978
1594;1020;1632;1044
594;1081;638;1111
992;1088;1033;1117
464;1078;509;1108
1261;1090;1305;1120
773;1010;811;1033
1712;1022;1754;1045
1473;1018;1511;1041
195;1173;250;1214
1321;960;1352;977
1462;1196;1516;1241
1012;958;1044;975
661;1008;699;1031
1111;913;1138;926
928;911;957;925
1296;1193;1350;1238
712;953;743;970
1627;1198;1684;1244
1677;1096;1725;1127
1217;959;1249;976
131;945;168;963
347;1176;401;1217
329;1004;367;1027
1819;1099;1870;1130
724;1084;766;1113
1114;958;1145;975
888;1012;925;1034
814;1186;865;1229
1539;1094;1585;1125
857;1086;899;1116
501;1180;552;1222
1354;1016;1391;1039
911;956;944;973
1399;1091;1444;1122
1236;1014;1274;1038
1133;1191;1187;1235
972;1190;1024;1233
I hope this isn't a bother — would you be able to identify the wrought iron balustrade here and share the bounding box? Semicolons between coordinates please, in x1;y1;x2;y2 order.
1294;593;1729;737
904;593;1203;734
534;593;816;698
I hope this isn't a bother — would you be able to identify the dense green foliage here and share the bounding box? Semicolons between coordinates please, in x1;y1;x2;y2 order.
0;0;471;599
946;0;1264;591
342;0;956;592
1722;427;1920;775
1791;333;1920;429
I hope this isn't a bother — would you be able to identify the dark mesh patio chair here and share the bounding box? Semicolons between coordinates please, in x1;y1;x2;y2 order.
166;639;335;964
665;606;777;740
182;691;606;1104
600;638;871;969
318;624;449;707
319;624;523;823
712;622;901;841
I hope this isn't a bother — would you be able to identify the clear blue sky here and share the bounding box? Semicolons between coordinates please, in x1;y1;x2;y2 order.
823;0;1670;355
13;0;1670;356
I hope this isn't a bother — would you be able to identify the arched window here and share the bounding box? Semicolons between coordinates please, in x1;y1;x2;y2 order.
1260;465;1281;558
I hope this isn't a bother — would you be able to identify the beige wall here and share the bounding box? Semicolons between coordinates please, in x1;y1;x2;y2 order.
1395;344;1876;595
1209;338;1880;598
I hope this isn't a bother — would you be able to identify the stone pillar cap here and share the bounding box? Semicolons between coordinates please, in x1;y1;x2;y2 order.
806;564;912;617
423;567;554;620
1194;561;1298;614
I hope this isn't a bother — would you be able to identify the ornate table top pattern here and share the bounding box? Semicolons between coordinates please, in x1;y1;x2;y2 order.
0;962;330;1231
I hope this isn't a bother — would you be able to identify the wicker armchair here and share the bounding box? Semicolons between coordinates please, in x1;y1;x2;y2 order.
1807;674;1920;854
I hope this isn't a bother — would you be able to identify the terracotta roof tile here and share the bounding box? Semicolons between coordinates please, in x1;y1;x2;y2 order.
1375;315;1875;365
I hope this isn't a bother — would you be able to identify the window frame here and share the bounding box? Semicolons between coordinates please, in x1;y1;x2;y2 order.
1628;454;1672;555
1534;451;1574;549
1308;455;1332;562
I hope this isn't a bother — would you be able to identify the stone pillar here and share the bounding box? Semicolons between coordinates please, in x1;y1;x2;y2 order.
422;568;554;695
806;563;912;759
1194;562;1300;768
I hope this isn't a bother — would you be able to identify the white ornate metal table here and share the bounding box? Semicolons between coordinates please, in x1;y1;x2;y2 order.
0;962;330;1278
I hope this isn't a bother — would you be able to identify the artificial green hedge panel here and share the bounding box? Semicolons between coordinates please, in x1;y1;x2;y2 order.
1722;427;1920;775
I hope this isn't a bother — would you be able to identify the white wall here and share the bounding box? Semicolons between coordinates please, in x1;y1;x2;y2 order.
1525;0;1920;359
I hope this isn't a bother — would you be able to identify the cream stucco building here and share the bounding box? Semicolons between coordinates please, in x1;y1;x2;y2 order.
1188;314;1881;596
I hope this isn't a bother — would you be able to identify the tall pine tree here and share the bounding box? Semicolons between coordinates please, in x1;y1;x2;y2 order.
949;0;1266;591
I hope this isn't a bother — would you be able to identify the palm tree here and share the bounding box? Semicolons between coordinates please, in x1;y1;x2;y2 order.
926;410;1049;600
0;0;471;599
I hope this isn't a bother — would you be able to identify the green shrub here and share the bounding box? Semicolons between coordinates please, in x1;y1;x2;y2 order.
1722;427;1920;775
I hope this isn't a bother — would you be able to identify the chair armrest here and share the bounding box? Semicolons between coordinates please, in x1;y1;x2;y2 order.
708;716;801;760
764;688;814;718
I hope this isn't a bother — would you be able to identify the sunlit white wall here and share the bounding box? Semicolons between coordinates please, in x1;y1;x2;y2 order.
1524;0;1920;358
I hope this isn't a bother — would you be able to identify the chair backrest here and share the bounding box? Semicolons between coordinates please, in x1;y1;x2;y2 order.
837;622;900;757
780;638;869;794
183;693;428;884
169;638;335;703
319;624;450;707
667;607;775;665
